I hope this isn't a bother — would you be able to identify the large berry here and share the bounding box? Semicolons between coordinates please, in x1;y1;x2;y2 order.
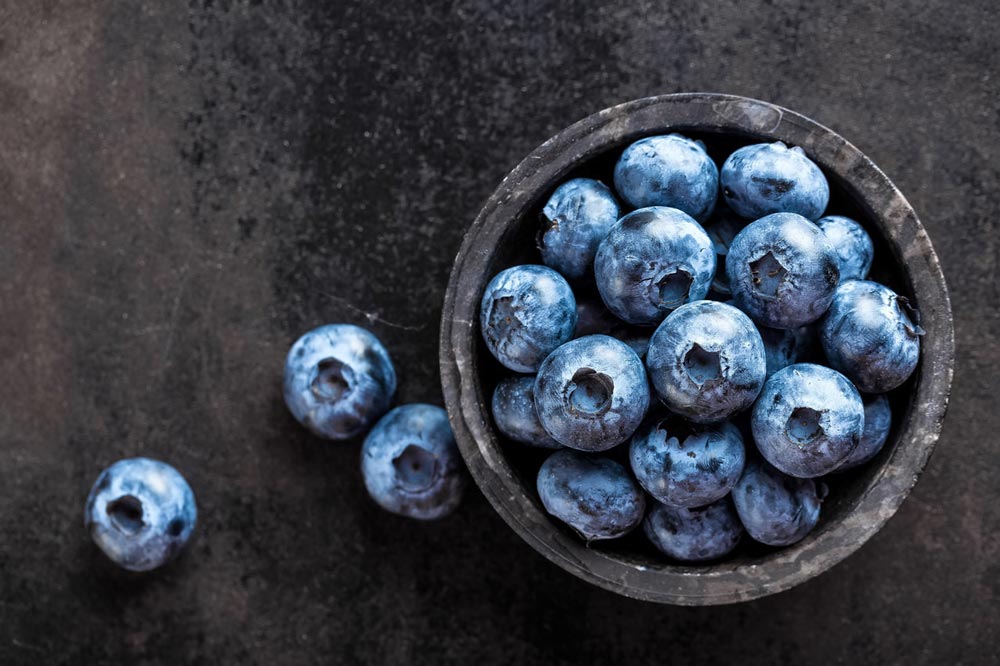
534;335;649;451
538;178;621;281
732;457;823;546
752;364;864;478
480;265;577;373
283;324;396;440
537;449;645;541
613;134;719;221
629;415;745;508
644;498;744;562
646;301;766;423
726;213;840;329
361;404;465;520
720;141;829;220
594;206;715;326
819;280;922;393
85;458;197;572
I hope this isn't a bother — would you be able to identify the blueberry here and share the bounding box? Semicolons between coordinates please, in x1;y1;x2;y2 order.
703;204;747;296
759;324;817;379
629;415;745;508
283;324;396;440
84;458;197;572
819;280;922;393
726;212;840;329
538;178;621;281
817;215;874;282
574;293;652;358
720;142;829;220
536;449;645;541
491;376;561;448
836;393;892;471
480;265;577;373
361;404;465;520
534;335;650;451
646;301;766;423
594;206;715;326
613;134;719;221
752;363;864;478
644;498;744;562
732;456;823;546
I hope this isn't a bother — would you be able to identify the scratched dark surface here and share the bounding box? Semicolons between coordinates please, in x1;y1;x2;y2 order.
1;1;997;664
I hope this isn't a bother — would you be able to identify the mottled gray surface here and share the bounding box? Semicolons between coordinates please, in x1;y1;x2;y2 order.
0;1;996;664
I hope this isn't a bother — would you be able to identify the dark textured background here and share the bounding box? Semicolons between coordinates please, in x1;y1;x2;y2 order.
1;1;997;664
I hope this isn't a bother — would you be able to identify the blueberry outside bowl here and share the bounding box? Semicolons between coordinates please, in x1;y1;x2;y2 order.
439;93;954;605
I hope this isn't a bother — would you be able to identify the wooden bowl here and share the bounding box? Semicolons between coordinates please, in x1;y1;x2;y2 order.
439;93;954;605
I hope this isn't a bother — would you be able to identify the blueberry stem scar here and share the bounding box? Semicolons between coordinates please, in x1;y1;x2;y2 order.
749;251;788;298
392;444;440;492
311;358;353;401
683;343;722;386
106;495;145;535
786;407;824;444
566;368;614;416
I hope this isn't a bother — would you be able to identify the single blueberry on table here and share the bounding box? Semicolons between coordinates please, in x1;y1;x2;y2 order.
759;324;818;379
644;498;744;562
594;206;716;326
361;404;465;520
646;301;766;424
283;324;396;440
720;141;830;220
629;415;746;508
613;134;719;221
538;178;621;281
752;363;865;478
534;335;650;451
726;212;840;329
84;458;197;572
480;264;577;373
703;205;747;296
574;293;651;358
817;215;874;282
536;449;645;541
819;279;922;393
491;375;561;449
836;393;892;471
732;456;824;546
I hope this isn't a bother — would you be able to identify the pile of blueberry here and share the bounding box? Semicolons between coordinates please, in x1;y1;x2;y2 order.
282;324;465;521
84;324;466;572
482;134;923;562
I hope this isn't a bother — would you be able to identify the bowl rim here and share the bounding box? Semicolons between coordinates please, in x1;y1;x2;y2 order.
439;92;955;605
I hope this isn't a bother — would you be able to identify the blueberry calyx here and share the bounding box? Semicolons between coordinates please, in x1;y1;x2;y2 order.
536;213;559;250
654;269;693;310
749;251;788;299
683;343;723;386
311;358;354;402
565;368;614;416
786;407;825;444
392;444;441;493
106;495;145;535
895;295;926;337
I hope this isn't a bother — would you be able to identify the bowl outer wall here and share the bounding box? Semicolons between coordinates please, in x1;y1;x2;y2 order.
438;93;954;605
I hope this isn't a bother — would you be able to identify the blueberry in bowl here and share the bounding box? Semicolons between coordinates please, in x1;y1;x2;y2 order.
440;94;953;605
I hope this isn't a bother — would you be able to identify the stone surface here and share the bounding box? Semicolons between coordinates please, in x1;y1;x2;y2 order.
0;1;996;664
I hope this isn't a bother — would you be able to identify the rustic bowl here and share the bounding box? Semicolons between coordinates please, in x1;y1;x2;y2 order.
439;93;954;605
